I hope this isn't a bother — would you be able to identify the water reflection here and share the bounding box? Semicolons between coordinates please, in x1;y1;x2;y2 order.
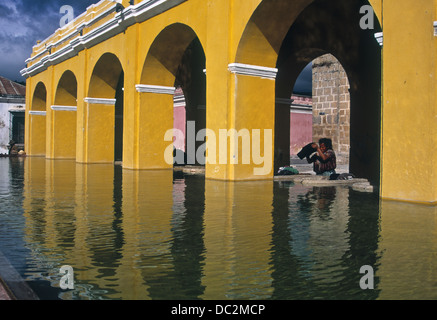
270;183;380;299
377;201;437;299
0;157;435;299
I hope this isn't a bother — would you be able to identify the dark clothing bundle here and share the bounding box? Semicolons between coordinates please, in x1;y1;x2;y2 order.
297;143;316;160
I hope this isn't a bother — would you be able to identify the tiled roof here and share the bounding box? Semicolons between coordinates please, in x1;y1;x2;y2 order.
0;76;25;97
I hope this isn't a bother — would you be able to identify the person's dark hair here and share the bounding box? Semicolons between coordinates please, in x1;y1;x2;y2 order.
319;138;333;150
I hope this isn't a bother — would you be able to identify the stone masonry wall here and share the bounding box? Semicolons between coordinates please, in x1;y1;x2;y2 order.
312;54;350;165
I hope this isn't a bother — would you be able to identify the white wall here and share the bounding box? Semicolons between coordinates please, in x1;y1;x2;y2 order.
0;102;10;154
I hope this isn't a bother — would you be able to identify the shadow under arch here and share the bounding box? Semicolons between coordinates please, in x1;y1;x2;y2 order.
235;0;315;68
137;23;206;169
28;82;47;156
86;52;124;163
52;70;78;159
274;0;382;185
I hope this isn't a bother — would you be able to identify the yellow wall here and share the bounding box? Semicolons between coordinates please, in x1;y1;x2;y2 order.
381;0;436;204
22;0;437;203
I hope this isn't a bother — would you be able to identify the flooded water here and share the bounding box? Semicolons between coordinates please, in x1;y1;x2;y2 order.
0;157;436;300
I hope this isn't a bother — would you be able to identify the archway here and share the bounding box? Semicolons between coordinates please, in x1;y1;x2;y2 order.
52;70;77;159
273;0;381;184
138;23;206;169
28;82;47;156
174;37;207;166
86;53;124;163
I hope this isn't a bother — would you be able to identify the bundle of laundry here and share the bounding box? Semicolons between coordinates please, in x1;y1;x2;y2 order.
277;166;299;175
329;173;355;180
297;143;317;160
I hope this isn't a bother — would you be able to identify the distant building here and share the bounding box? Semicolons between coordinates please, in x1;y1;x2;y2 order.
0;76;26;154
289;94;313;156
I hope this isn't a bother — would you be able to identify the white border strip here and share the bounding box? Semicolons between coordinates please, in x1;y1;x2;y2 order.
84;97;116;105
136;84;175;95
29;111;46;116
374;32;383;46
228;63;278;79
51;105;77;111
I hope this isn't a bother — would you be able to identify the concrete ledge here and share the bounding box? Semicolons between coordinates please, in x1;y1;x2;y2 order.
274;174;375;191
0;251;39;300
173;166;205;175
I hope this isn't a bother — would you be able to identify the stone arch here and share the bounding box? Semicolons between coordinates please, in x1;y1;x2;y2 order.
52;70;78;159
85;52;124;163
233;0;382;183
137;23;206;169
274;0;382;184
28;82;47;155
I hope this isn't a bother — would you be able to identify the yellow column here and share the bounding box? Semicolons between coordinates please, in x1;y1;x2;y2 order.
28;112;47;156
82;98;116;163
227;64;276;180
204;0;276;181
51;107;77;159
136;85;175;170
120;25;138;169
381;0;437;203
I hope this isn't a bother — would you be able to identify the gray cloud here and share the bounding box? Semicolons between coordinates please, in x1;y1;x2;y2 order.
0;0;99;82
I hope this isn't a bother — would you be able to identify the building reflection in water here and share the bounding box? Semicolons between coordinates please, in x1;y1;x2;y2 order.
377;200;437;300
271;182;380;299
19;157;437;300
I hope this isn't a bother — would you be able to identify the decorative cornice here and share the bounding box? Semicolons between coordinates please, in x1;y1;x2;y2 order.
84;97;116;105
135;84;175;95
374;32;383;46
51;105;77;111
29;111;46;116
20;0;188;78
228;63;278;79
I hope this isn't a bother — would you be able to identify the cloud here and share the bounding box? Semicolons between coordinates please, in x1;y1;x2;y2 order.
0;0;99;82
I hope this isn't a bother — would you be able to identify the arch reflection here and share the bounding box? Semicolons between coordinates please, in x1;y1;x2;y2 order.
19;158;389;300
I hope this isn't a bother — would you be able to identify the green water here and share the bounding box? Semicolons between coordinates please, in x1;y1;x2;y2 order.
0;157;436;300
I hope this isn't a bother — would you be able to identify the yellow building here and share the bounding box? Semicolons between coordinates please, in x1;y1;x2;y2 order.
21;0;437;204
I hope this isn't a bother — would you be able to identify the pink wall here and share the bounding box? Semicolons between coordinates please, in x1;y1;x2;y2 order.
290;112;313;155
173;106;186;151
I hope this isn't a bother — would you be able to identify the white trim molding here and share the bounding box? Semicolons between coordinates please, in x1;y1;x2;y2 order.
51;105;77;111
84;97;116;105
135;84;175;95
29;111;47;116
228;63;278;79
173;95;186;108
374;32;383;46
